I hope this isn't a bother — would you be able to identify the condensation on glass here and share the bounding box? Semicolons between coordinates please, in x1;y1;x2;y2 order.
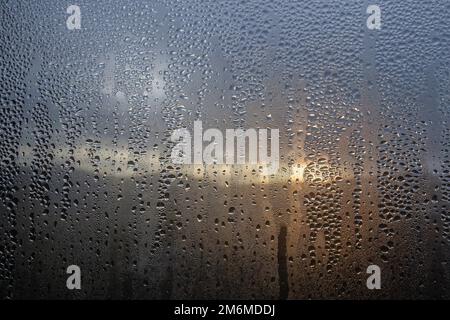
1;0;450;299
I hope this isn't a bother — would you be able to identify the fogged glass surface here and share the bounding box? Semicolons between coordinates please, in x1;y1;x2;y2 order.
1;0;450;299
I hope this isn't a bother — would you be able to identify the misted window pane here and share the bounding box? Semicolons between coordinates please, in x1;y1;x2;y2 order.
0;0;449;300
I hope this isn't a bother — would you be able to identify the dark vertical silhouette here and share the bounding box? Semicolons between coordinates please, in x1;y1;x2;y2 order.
278;225;289;299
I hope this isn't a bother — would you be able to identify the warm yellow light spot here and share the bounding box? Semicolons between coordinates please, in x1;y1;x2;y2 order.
290;163;306;183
